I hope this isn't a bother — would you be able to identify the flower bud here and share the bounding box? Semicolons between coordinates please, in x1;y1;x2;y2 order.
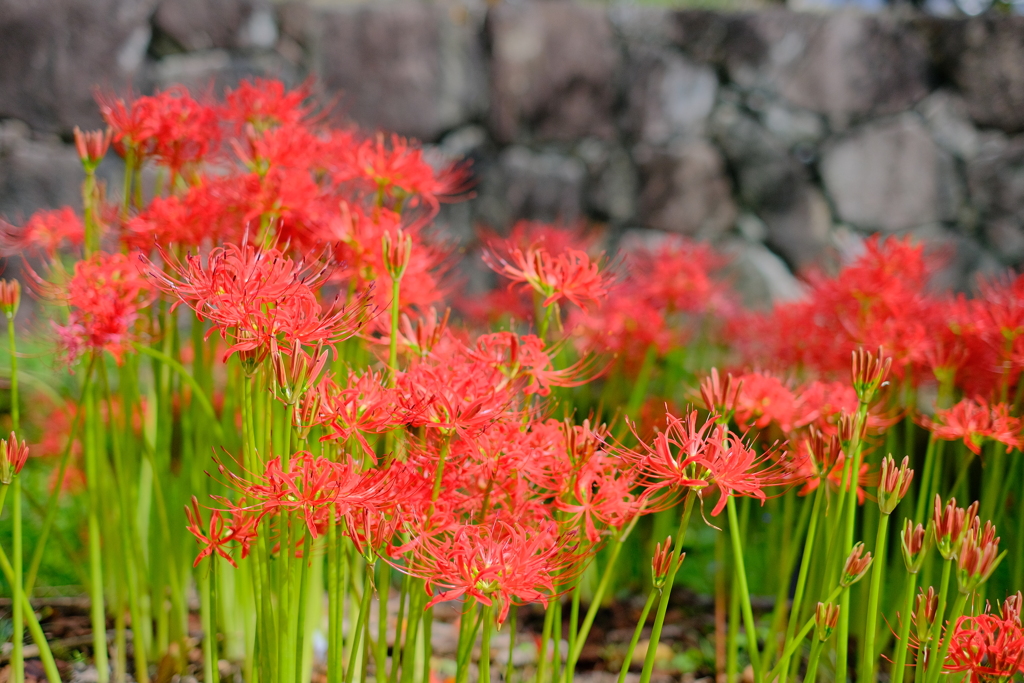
851;346;892;404
1002;591;1022;625
878;455;913;514
807;429;842;478
0;280;20;318
651;537;684;590
932;495;978;560
837;411;866;448
815;602;840;642
915;586;938;645
382;230;413;280
73;126;112;169
901;519;929;574
0;432;29;485
700;368;741;418
956;519;1003;595
841;542;873;587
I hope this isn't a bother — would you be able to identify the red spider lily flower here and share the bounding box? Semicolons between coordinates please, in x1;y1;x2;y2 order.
956;518;1003;594
0;432;30;485
851;346;892;404
920;398;1022;455
98;86;220;173
816;602;841;641
616;410;716;506
732;371;799;433
933;495;979;560
185;496;242;567
877;455;913;514
318;371;401;460
700;428;785;516
555;449;644;543
901;519;929;573
143;242;371;369
123;182;238;252
73;127;112;168
404;520;581;625
623;234;736;317
222;78;315;133
355;133;472;216
51;251;153;364
2;207;85;257
841;542;873;586
484;241;613;311
467;332;603;397
651;537;684;589
271;340;329;406
945;595;1024;683
241;452;396;539
383;307;452;360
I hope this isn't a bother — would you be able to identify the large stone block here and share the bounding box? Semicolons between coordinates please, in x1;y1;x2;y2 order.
967;135;1024;264
488;1;621;143
821;113;961;233
153;0;275;52
0;122;83;221
309;2;486;141
622;46;718;145
475;146;586;228
0;0;156;134
930;16;1024;134
670;10;929;126
635;139;737;239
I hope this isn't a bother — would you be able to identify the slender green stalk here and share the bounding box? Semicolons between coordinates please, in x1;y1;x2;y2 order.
480;605;494;683
535;598;555;683
766;586;843;682
858;512;889;683
890;572;919;683
804;638;825;683
927;559;953;679
505;606;518;683
0;546;61;683
726;497;762;683
925;592;969;683
377;561;392;682
199;559;219;683
296;533;314;683
11;476;23;683
616;590;658;683
345;563;374;683
776;484;824;677
638;494;695;683
83;358;110;683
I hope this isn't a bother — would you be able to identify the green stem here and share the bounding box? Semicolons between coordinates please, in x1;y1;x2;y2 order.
727;497;762;683
505;606;518;683
858;512;889;683
389;277;401;381
345;562;374;683
835;403;869;683
638;494;695;683
0;546;61;683
925;592;969;683
890;572;919;683
776;484;824;677
766;586;843;682
926;560;953;680
534;601;555;683
616;590;658;683
480;605;494;683
83;359;109;683
804;638;824;683
199;559;219;683
11;476;23;683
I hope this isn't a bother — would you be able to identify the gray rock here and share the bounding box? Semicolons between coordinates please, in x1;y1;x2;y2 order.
723;238;806;309
966;135;1024;264
709;100;830;267
153;0;271;51
635;139;737;238
145;50;301;95
0;0;158;134
671;10;929;127
0;122;83;221
931;16;1024;134
489;1;621;143
917;89;980;161
310;2;486;141
759;102;826;148
623;46;718;145
821;113;961;233
608;5;675;47
577;139;637;223
476;146;586;227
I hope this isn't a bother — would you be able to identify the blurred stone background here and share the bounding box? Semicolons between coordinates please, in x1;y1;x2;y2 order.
2;0;1024;303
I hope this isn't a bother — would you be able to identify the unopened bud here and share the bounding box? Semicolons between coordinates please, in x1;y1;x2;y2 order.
0;280;20;318
815;602;840;642
901;519;929;574
700;368;741;418
932;495;978;560
851;346;892;404
1001;592;1023;625
841;542;873;587
915;587;939;644
0;432;29;484
956;519;1003;594
878;455;913;514
382;230;413;280
807;429;842;478
837;411;866;447
73;126;112;169
651;537;684;590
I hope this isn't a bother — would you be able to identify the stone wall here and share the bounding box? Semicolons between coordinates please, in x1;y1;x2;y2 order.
3;0;1024;302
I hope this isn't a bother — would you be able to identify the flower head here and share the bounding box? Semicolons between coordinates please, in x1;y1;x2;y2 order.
877;455;913;514
901;519;929;574
816;602;841;641
651;537;685;589
841;543;873;587
945;596;1024;683
932;496;979;561
484;241;612;311
0;432;29;484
